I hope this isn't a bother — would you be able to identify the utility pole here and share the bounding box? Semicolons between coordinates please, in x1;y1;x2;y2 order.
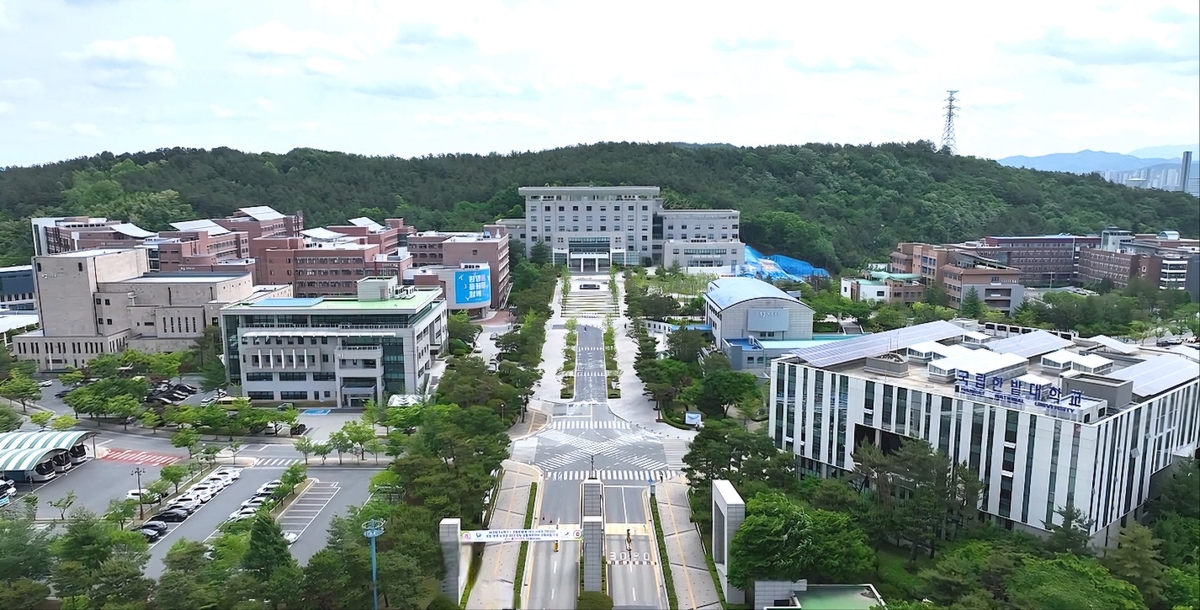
362;519;385;610
941;90;959;155
131;467;146;520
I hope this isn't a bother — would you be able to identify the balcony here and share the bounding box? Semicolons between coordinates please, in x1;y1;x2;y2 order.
336;345;383;360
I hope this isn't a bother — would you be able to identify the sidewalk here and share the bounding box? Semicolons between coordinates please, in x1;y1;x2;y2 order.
466;459;541;610
608;274;697;441
656;475;723;610
529;278;568;413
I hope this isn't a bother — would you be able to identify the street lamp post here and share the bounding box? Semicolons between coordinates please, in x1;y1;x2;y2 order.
131;467;146;520
362;518;385;610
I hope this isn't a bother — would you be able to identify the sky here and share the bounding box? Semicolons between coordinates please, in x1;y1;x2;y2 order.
0;0;1197;167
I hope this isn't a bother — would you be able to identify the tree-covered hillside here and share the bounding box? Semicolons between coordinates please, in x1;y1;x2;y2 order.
1;141;1196;270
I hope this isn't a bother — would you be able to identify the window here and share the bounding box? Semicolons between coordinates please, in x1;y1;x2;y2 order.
280;391;308;400
313;372;336;381
106;319;112;325
321;354;329;362
279;372;308;382
245;372;274;382
104;299;110;306
247;391;275;400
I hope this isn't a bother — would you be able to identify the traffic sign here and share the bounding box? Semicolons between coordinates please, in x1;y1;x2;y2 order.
460;528;583;543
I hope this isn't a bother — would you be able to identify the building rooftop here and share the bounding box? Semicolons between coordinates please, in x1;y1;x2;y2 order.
518;186;660;196
170;219;232;236
788;584;886;610
110;223;156;239
228;288;440;312
0;265;32;273
301;227;349;241
236;206;286;221
0;314;39;334
43;248;131;258
656;208;740;214
704;277;809;310
346;217;386;232
115;273;250;284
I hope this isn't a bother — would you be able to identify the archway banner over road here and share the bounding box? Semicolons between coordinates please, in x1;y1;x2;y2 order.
461;528;582;543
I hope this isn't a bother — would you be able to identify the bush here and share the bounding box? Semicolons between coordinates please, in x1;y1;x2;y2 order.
426;594;459;610
576;591;614;610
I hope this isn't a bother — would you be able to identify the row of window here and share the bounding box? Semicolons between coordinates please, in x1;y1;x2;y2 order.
244;372;339;382
246;390;331;400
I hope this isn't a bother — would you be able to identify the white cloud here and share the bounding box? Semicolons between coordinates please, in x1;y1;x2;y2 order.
233;21;365;60
304;57;346;76
0;101;11;114
72;123;102;137
0;77;41;96
0;0;11;30
1158;87;1199;102
73;36;179;67
965;87;1026;109
211;105;236;119
256;98;276;112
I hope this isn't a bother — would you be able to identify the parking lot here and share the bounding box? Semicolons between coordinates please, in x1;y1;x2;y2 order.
21;457;168;521
142;466;378;576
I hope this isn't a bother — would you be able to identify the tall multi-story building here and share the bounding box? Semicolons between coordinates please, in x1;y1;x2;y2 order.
769;321;1199;548
509;186;746;270
249;227;414;298
0;265;36;311
1078;229;1200;298
406;224;511;312
890;243;1024;313
14;249;281;371
840;271;925;305
149;220;254;274
31;217;157;256
220;276;447;407
212;206;304;240
972;235;1100;286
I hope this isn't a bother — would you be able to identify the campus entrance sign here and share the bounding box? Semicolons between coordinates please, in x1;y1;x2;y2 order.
460;528;582;543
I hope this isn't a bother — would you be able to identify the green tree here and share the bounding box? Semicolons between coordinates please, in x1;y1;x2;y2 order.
49;490;78;520
199;359;226;392
83;353;122;379
0;509;55;581
1043;504;1096;556
1006;553;1145;610
29;410;53;429
684;369;760;418
108;394;142;430
959;287;984;319
1152;513;1200;569
171;428;201;456
1150;459;1199;521
103;499;137;528
327;430;354;465
313;442;333;465
666;329;706;364
0;404;21;432
1103;522;1168;609
158;464;189;494
447;311;480;345
242;511;296;580
0;370;41;412
50;414;79;430
59;366;85;386
1163;565;1200;610
0;579;51;610
294;436;317;463
139;410;161;433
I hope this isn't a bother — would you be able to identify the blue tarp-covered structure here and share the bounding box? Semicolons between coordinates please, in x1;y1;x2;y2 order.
737;245;830;283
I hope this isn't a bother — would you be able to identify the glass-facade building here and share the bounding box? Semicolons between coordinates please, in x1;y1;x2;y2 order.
220;278;447;407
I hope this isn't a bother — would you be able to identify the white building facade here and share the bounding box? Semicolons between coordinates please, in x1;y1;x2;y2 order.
512;186;746;270
221;276;447;408
704;277;815;373
769;321;1200;547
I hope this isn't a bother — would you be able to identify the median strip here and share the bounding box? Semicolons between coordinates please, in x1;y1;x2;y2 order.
512;481;537;609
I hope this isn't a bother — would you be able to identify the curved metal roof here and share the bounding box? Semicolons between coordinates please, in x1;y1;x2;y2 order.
0;447;63;472
704;277;812;311
0;430;96;451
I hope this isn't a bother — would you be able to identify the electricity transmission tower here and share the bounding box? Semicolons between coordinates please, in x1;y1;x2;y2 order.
940;90;959;154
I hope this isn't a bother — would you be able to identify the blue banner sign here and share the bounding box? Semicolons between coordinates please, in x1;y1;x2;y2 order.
454;269;491;306
955;371;1084;414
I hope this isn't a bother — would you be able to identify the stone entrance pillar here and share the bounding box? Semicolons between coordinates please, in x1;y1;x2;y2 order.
439;518;464;601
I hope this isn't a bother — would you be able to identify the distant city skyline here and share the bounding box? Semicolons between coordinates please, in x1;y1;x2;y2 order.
0;0;1196;167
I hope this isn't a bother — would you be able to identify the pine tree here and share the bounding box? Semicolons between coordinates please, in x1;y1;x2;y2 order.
241;511;295;580
1103;522;1168;609
959;287;984;319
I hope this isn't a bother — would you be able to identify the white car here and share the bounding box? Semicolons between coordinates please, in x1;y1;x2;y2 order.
178;489;213;503
256;480;282;495
227;507;258;522
283;532;299;545
188;483;222;497
241;497;267;510
39;380;53;387
126;489;160;503
165;499;201;514
207;473;237;487
212;467;242;480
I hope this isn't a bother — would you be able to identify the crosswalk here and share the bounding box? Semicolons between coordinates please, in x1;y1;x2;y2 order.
571;370;610;377
550;420;633;430
662;438;689;469
576;346;606;351
253;457;305;467
100;449;183;466
545;469;680;482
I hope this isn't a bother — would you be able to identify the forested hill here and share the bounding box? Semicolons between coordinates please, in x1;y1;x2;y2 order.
1;141;1197;270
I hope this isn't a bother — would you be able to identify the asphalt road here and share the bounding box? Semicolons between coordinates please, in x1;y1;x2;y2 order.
606;535;660;610
26;457;165;520
525;322;669;609
282;468;377;565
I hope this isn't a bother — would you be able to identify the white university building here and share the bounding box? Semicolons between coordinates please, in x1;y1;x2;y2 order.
769;320;1200;547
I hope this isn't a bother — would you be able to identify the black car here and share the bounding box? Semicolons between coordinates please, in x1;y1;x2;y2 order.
289;423;308;436
150;509;188;523
139;520;169;532
55;390;72;398
136;527;163;542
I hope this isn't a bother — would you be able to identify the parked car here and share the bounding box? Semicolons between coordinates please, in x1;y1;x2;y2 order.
165;500;200;514
176;489;212;504
276;402;295;412
188;483;223;497
38;380;53;387
283;532;299;545
290;424;308;436
55;390;72;398
139;520;169;533
137;527;163;542
212;467;242;480
489;333;499;340
227;507;258;522
126;489;161;504
256;480;282;495
150;509;189;523
241;497;267;510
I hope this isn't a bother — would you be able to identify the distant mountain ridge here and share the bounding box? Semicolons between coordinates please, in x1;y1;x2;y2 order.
997;144;1199;174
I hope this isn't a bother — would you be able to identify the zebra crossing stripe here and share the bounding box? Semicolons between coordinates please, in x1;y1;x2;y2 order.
543;469;678;482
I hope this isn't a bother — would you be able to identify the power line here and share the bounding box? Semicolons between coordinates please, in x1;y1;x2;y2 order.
941;90;959;154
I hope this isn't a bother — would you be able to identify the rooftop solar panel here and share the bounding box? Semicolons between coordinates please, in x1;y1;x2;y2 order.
986;331;1072;358
1088;334;1139;355
1110;355;1198;397
791;320;965;368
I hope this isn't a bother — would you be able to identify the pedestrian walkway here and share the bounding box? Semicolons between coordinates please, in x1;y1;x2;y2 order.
99;449;184;466
655;476;722;610
465;460;540;610
549;420;633;430
252;457;304;467
663;438;689;469
544;469;680;482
